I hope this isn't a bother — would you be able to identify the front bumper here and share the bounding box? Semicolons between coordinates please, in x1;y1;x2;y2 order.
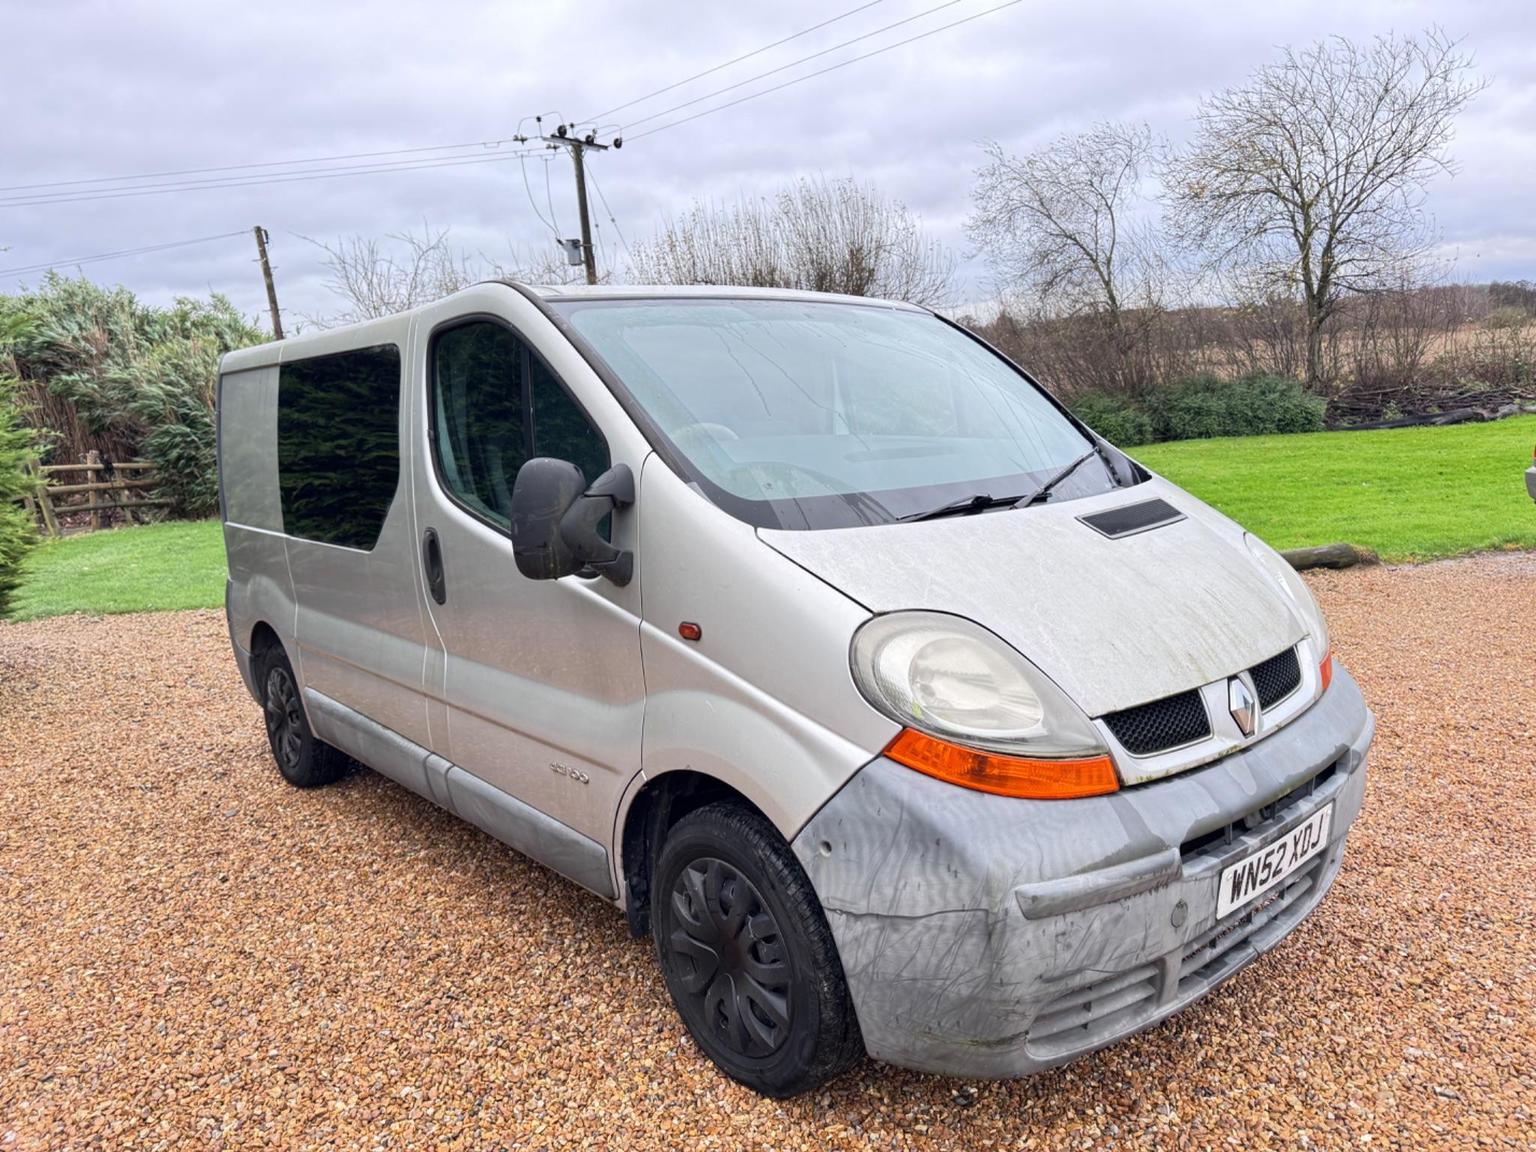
792;667;1374;1078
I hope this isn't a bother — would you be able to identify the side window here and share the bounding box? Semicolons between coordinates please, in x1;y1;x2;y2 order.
431;320;609;528
530;356;609;486
432;322;527;527
277;345;401;550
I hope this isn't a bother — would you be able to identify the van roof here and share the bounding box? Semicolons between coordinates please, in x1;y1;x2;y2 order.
219;281;926;374
517;281;926;312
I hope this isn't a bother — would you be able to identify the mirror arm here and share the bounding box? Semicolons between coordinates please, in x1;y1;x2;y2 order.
558;463;635;586
584;463;635;507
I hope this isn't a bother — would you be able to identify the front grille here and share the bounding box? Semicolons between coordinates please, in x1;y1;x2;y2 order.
1103;689;1211;756
1249;647;1302;708
1028;965;1160;1056
1180;760;1339;861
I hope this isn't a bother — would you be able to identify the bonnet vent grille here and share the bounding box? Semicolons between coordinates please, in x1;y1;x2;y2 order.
1077;498;1185;540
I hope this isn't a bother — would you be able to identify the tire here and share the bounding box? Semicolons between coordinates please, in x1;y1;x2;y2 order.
255;646;349;788
652;801;864;1097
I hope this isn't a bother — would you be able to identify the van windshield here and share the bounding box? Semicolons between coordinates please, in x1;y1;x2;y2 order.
551;297;1122;530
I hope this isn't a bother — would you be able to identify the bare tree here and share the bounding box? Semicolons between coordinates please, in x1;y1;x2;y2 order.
968;123;1166;317
630;199;784;292
302;223;588;327
967;122;1170;391
1169;29;1483;387
627;176;954;307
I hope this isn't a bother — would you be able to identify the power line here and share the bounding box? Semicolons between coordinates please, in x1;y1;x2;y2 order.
3;0;1013;216
586;168;634;263
7;2;889;201
542;156;563;235
3;1;994;213
0;149;542;209
0;138;524;195
590;210;614;275
2;149;541;207
520;154;559;235
629;0;1025;141
619;0;967;133
11;9;864;202
580;0;888;125
0;230;247;278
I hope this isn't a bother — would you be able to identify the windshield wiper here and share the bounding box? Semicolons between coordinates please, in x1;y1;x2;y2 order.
897;491;1026;522
1011;449;1101;509
898;491;1028;523
898;448;1106;524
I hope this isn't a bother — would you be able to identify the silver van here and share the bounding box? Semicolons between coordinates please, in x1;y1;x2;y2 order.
218;282;1373;1096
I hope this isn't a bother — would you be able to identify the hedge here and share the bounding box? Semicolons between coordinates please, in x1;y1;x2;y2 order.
1071;374;1326;446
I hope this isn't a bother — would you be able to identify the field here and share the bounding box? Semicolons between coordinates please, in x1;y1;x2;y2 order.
1130;414;1536;561
5;417;1535;621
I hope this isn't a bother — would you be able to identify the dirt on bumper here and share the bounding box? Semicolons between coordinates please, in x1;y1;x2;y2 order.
792;668;1374;1078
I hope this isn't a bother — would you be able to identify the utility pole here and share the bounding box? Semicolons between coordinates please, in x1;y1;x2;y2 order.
252;225;284;339
517;120;621;286
567;141;598;286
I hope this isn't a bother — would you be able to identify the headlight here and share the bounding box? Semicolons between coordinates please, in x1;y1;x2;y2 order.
1244;533;1329;658
851;612;1117;799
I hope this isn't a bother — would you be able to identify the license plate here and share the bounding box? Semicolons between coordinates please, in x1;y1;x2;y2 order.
1215;802;1334;920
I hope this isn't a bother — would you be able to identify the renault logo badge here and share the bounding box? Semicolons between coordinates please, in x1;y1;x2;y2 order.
1229;677;1259;737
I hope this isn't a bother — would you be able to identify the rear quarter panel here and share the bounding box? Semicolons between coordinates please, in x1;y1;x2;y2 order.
218;359;294;657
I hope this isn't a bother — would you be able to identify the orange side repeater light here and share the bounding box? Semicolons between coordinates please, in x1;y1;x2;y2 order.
1319;649;1334;693
885;728;1120;800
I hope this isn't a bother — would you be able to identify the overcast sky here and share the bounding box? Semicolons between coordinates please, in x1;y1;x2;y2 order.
2;0;1533;330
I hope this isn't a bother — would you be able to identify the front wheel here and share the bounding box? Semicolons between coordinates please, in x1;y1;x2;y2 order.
652;802;863;1097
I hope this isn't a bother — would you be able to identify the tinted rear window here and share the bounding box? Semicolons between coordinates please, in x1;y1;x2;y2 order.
277;345;401;549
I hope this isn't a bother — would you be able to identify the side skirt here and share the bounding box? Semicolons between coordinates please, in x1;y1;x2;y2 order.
302;688;616;900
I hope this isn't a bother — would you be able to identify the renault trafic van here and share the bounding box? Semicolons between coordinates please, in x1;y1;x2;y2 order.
218;282;1374;1097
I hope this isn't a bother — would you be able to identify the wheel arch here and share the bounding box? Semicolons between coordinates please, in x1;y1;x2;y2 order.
249;620;283;662
231;620;287;704
245;621;319;730
617;769;776;939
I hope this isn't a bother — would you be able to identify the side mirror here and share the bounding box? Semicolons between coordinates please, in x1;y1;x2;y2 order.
510;458;635;586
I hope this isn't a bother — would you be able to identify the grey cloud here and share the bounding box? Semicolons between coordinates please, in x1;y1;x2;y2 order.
3;0;1533;325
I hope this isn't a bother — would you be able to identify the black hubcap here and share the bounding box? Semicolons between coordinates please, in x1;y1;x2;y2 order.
668;857;792;1057
263;667;303;770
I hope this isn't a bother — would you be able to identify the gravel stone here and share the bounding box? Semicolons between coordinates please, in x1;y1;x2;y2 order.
2;553;1532;1149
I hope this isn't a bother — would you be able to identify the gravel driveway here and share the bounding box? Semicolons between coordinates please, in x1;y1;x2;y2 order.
2;554;1532;1150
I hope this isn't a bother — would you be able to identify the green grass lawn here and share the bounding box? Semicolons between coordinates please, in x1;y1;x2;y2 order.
3;416;1534;621
5;520;226;622
1137;414;1536;562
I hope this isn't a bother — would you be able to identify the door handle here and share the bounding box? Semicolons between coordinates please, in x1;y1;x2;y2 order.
422;527;447;605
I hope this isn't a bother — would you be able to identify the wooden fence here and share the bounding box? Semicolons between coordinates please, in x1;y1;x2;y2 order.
19;450;167;537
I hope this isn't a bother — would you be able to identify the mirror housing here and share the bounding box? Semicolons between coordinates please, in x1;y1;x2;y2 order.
510;458;635;586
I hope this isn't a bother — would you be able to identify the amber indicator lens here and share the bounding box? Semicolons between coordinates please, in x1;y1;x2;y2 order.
885;728;1119;800
678;621;703;642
